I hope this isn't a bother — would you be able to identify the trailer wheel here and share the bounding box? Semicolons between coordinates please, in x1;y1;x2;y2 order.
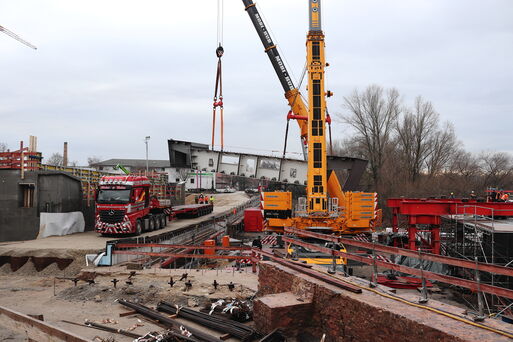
159;215;166;229
135;220;142;235
149;217;155;231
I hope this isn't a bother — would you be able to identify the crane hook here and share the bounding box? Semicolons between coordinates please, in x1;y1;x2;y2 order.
216;46;224;58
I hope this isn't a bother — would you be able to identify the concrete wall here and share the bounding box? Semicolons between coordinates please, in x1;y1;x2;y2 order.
0;170;86;242
0;170;40;242
38;173;82;213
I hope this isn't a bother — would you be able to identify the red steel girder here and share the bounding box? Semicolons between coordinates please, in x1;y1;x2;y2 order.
282;236;513;300
112;250;251;260
115;243;251;251
387;198;513;217
284;227;513;278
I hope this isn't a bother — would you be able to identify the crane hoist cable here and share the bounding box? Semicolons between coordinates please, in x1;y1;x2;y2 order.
212;0;225;151
282;63;308;159
0;25;37;50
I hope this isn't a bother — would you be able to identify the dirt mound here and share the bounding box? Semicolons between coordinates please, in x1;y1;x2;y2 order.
0;249;96;276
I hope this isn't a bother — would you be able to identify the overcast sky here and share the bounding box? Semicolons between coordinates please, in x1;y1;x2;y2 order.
1;0;512;165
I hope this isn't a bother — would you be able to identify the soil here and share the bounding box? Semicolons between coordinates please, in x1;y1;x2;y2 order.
0;267;258;341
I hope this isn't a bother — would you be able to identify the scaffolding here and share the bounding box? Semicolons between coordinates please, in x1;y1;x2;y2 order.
441;205;513;316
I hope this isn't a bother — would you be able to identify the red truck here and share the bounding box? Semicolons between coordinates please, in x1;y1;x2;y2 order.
95;174;214;235
95;175;172;235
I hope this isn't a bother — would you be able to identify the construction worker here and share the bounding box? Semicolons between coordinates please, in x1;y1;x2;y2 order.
502;192;510;202
199;193;204;204
252;236;262;249
449;192;455;199
497;191;504;202
209;195;215;205
470;191;476;199
491;191;497;202
205;195;210;204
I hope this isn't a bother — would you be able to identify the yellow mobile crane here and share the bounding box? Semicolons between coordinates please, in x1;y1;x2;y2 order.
243;0;379;234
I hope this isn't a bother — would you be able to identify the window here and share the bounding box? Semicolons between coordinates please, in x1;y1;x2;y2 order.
190;178;195;184
209;158;214;167
290;168;297;178
19;183;35;208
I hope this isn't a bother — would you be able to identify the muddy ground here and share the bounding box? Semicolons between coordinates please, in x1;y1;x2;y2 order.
0;267;258;341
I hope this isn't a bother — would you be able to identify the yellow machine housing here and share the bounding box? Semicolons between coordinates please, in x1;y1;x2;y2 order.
262;192;293;232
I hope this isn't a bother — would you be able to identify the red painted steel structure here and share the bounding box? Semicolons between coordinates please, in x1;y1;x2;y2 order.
284;227;513;278
111;234;513;299
387;198;513;254
111;243;362;293
282;235;513;300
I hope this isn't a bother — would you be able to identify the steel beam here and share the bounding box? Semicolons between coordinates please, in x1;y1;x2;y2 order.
0;305;88;342
284;227;513;278
283;236;513;300
112;250;251;260
115;243;251;251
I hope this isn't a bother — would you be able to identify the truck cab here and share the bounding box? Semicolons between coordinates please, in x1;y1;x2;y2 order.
95;175;168;235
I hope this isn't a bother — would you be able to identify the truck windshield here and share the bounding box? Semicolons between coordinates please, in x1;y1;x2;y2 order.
97;189;131;204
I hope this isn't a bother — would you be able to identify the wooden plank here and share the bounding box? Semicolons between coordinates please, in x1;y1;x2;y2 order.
0;305;88;342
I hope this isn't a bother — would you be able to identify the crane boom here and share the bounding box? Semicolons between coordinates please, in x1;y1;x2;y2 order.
0;25;37;50
306;0;328;214
242;0;309;156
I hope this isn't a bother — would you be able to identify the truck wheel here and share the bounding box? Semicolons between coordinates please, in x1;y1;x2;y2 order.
160;215;166;229
149;217;155;231
135;220;142;235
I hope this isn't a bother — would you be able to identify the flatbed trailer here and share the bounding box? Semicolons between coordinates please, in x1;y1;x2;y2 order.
172;203;214;219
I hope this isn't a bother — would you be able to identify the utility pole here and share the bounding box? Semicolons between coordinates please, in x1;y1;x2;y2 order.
0;25;37;49
145;136;150;175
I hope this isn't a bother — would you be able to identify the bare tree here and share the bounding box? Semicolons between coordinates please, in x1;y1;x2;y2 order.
87;156;102;167
0;142;8;152
341;85;401;189
479;151;513;188
395;96;438;182
178;168;190;182
46;153;64;166
331;137;366;159
426;122;457;177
